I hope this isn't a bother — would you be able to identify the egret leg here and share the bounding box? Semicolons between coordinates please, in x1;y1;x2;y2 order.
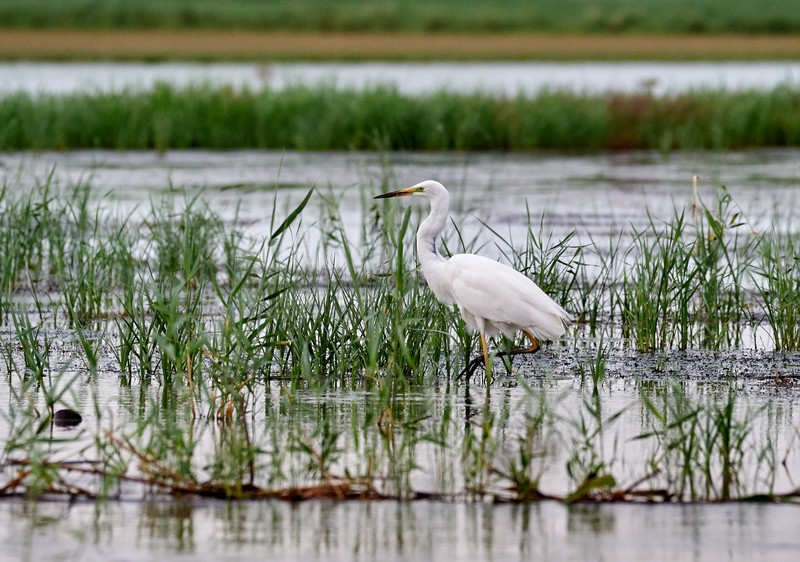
480;332;491;383
458;353;485;380
457;332;490;381
493;329;541;362
519;330;540;354
457;331;541;381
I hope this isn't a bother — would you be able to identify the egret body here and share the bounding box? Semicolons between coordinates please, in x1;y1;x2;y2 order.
375;180;572;378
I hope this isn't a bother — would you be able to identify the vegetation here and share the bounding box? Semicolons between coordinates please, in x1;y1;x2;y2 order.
2;84;800;152
1;0;800;34
0;173;798;503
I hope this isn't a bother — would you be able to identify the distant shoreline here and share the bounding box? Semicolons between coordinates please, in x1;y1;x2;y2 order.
2;30;800;61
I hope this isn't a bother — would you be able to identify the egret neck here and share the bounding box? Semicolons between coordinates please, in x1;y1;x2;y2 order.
415;187;451;303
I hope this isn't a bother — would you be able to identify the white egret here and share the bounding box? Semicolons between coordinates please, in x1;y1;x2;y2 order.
375;180;573;379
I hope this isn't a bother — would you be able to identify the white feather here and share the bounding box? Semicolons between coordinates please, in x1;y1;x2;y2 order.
376;179;573;367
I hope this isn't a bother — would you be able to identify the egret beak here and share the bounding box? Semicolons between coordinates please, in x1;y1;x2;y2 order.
374;186;422;199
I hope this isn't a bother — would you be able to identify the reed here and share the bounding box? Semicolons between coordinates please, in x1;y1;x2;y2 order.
620;208;696;350
618;185;756;351
636;381;772;501
753;232;800;350
2;85;800;152
0;172;797;504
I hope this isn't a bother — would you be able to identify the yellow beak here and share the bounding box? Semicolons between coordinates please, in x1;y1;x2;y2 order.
374;186;422;199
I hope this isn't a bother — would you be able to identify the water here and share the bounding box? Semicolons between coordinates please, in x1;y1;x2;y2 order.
2;148;799;254
3;499;798;562
1;150;799;561
2;61;800;96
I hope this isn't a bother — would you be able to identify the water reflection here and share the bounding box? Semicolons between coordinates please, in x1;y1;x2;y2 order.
1;148;800;274
4;498;798;561
140;502;196;553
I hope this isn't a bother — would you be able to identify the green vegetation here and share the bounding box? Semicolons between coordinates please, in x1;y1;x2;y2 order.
620;190;755;350
2;84;800;151
0;173;798;503
1;0;800;34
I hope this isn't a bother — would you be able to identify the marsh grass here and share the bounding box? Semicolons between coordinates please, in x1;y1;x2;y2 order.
3;85;800;152
621;208;697;350
618;185;755;351
0;173;797;504
636;381;777;501
692;188;754;346
753;232;800;350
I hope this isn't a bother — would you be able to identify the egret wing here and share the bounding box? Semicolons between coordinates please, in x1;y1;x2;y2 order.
445;254;570;340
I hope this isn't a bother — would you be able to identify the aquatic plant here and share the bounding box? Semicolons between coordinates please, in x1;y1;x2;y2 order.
753;230;800;350
2;85;800;152
0;173;797;505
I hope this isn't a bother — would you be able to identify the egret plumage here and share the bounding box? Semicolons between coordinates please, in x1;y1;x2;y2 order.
375;180;572;378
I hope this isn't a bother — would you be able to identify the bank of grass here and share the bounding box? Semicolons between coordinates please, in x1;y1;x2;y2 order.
3;84;800;152
2;0;800;34
0;174;799;503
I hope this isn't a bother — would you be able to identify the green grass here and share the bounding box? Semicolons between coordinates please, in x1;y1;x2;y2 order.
637;381;777;501
614;185;757;351
0;173;798;503
2;0;800;34
3;84;800;152
753;232;800;350
0;171;793;361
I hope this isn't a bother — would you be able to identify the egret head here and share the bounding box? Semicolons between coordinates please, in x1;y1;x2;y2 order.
374;180;448;201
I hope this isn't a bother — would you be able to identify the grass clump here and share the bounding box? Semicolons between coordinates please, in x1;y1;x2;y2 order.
753;232;800;350
637;381;779;501
616;185;754;351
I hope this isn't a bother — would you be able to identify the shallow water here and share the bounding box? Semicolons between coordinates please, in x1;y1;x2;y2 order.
2;61;800;96
3;499;799;562
3;148;800;238
1;149;799;561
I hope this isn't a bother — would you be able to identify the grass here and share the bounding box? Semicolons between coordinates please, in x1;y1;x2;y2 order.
0;172;797;504
615;185;759;351
754;231;800;350
3;85;800;152
637;381;778;501
2;0;800;34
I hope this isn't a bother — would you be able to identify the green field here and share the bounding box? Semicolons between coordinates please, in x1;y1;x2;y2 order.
1;0;800;34
2;84;800;151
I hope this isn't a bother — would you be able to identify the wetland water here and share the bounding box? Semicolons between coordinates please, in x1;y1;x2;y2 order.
3;148;800;257
2;61;800;96
4;499;799;562
1;150;799;560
